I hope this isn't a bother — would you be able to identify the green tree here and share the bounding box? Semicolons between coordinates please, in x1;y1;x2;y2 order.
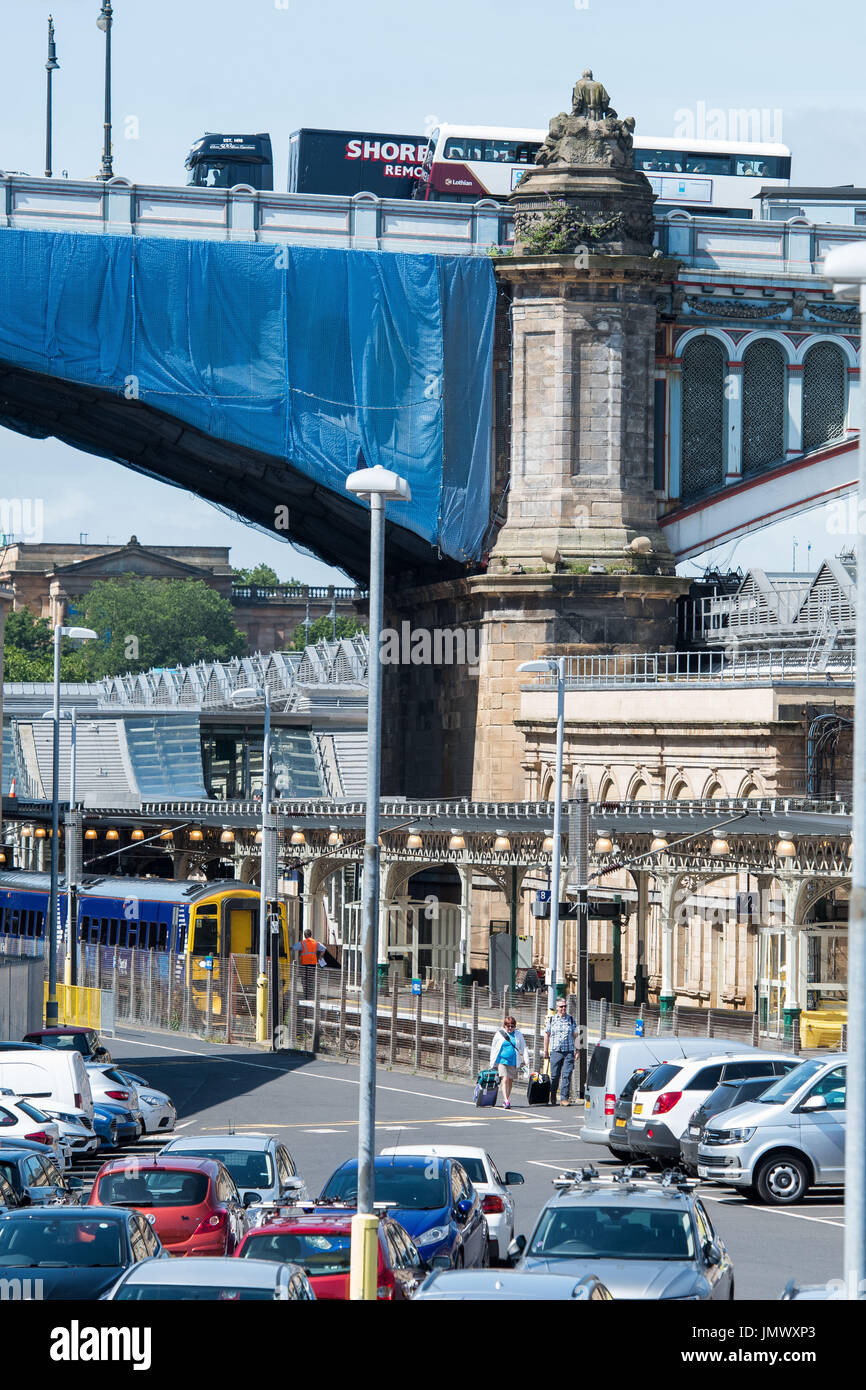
232;564;298;587
290;613;366;650
67;575;247;678
2;608;54;680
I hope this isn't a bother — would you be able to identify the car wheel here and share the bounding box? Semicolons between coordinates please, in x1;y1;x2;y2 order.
108;1123;119;1149
755;1154;809;1205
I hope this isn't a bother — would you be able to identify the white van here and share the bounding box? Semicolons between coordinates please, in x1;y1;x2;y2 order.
0;1048;95;1121
582;1037;755;1152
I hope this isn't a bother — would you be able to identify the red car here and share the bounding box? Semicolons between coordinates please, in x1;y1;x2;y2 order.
234;1210;428;1300
88;1157;246;1257
23;1027;111;1062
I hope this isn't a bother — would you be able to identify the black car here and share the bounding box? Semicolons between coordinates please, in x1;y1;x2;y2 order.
609;1067;655;1159
0;1206;165;1299
679;1068;798;1173
0;1148;84;1207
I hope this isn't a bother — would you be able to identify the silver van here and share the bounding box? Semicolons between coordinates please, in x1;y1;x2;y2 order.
583;1037;748;1152
696;1054;846;1204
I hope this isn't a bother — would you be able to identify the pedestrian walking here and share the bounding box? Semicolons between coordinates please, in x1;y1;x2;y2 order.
291;927;326;999
489;1014;527;1110
544;998;579;1106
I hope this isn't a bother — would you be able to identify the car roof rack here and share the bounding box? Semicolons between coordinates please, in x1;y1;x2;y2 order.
552;1164;699;1194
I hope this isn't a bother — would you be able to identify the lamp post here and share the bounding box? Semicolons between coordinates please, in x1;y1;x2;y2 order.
344;462;411;1300
822;241;866;1300
46;629;96;1026
232;682;273;1045
518;657;567;1010
45;16;59;178
96;3;114;181
42;707;78;985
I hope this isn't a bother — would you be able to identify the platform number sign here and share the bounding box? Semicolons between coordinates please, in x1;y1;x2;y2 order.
411;978;422;996
634;1018;644;1037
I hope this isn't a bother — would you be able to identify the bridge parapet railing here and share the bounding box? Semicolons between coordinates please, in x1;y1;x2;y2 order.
520;648;855;688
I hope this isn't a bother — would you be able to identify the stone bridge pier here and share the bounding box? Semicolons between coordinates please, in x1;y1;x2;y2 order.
383;73;689;801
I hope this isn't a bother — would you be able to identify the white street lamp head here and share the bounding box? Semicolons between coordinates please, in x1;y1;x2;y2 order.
345;465;411;502
822;244;866;302
60;626;97;642
518;659;557;674
232;685;262;704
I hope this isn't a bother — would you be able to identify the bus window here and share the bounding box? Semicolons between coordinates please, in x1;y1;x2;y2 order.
684;153;732;175
443;141;464;160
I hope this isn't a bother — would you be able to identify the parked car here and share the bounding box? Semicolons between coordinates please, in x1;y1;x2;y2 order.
626;1051;793;1166
583;1038;746;1153
38;1107;100;1161
0;1088;66;1167
0;1045;95;1122
0;1171;20;1210
379;1144;524;1264
105;1255;316;1301
680;1066;799;1173
236;1208;429;1299
608;1067;655;1160
85;1063;141;1111
413;1269;614;1300
319;1156;489;1269
99;1067;176;1134
159;1133;305;1208
92;1102;141;1148
88;1155;247;1255
511;1167;734;1300
0;1206;164;1299
0;1147;85;1206
696;1055;847;1204
22;1027;111;1063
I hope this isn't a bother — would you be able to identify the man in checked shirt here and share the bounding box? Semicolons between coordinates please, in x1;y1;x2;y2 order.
543;998;579;1106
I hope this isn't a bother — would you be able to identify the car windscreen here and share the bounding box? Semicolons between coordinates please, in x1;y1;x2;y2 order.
34;1035;86;1053
619;1070;651;1101
167;1148;273;1189
754;1058;825;1104
529;1206;695;1261
321;1165;449;1209
0;1218;123;1267
97;1170;210;1207
115;1284;275;1300
443;1157;485;1184
637;1064;681;1092
586;1046;610;1089
240;1231;351;1273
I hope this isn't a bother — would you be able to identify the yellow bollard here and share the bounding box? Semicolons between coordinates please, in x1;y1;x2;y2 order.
349;1213;379;1300
255;972;268;1044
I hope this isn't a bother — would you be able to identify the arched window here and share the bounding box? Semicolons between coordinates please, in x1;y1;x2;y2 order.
681;337;726;500
802;342;847;452
742;340;786;474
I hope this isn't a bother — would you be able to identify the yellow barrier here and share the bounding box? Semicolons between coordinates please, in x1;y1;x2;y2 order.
43;983;104;1030
800;1006;847;1049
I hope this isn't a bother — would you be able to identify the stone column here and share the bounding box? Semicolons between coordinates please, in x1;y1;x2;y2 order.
657;871;678;1014
666;359;683;503
724;361;744;483
786;363;804;456
457;863;473;986
780;875;801;1037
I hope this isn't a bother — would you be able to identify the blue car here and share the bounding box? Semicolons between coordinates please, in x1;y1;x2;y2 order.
318;1156;489;1269
93;1103;140;1149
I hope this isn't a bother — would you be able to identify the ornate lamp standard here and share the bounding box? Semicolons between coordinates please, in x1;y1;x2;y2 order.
96;3;114;180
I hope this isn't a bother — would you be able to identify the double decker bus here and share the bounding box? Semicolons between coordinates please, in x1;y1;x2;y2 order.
415;124;792;218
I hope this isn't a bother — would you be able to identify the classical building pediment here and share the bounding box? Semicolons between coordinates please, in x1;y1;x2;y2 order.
51;536;213;585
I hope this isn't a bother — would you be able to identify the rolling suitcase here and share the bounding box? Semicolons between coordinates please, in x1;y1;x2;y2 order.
526;1060;551;1106
474;1067;500;1108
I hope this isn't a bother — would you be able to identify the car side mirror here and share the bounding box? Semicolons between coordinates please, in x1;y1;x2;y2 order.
703;1240;722;1265
281;1177;305;1193
94;1048;109;1061
455;1198;473;1220
504;1172;524;1186
243;1192;262;1208
507;1234;526;1266
800;1094;828;1112
67;1176;84;1190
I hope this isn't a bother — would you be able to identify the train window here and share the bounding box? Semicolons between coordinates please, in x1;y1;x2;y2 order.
81;915;90;941
157;924;168;951
9;910;19;935
192;914;219;955
23;911;33;938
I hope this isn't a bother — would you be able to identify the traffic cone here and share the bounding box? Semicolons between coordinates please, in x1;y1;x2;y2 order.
8;777;15;798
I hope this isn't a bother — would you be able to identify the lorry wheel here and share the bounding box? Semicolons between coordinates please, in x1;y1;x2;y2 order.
755;1154;808;1205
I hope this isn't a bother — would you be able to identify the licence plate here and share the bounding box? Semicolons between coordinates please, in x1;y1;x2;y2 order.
633;1104;643;1115
615;1119;626;1128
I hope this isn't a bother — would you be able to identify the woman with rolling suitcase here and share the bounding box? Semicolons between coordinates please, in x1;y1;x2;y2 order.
488;1014;527;1110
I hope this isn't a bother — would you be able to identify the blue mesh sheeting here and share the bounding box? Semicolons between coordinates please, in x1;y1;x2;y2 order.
0;229;495;563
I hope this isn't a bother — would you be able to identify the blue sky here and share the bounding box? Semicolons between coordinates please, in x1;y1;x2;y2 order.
1;0;863;581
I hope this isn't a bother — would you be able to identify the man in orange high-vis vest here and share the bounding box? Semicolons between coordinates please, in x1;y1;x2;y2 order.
292;928;325;998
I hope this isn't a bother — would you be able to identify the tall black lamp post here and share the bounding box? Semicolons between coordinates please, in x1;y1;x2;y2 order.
96;3;114;180
45;16;60;178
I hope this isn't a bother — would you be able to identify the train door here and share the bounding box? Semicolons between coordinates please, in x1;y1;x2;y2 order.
222;897;258;958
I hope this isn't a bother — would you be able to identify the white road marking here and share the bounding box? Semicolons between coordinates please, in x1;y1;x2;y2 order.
541;1129;584;1139
174;1120;195;1129
700;1194;844;1227
441;1121;488;1128
304;1128;344;1134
